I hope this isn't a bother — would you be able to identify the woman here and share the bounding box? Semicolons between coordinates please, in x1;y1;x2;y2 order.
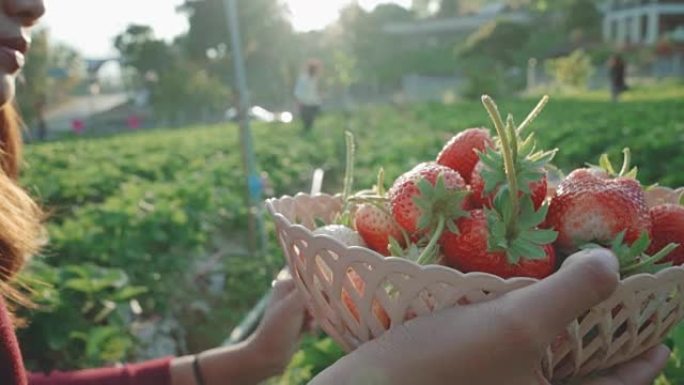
608;54;627;102
0;2;309;385
293;59;322;134
0;1;672;384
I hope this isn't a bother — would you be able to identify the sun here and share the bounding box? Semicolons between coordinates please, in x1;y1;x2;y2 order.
283;0;412;32
284;0;351;32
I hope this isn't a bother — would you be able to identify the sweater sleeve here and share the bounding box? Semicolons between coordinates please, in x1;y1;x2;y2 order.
27;357;173;385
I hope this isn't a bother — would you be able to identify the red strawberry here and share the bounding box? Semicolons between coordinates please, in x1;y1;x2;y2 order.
388;162;468;237
470;161;548;210
436;127;493;184
647;204;684;265
438;95;558;279
354;202;404;256
441;210;556;279
341;269;390;329
545;168;651;254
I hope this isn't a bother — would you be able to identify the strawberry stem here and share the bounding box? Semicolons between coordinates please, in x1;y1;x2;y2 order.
342;131;355;201
416;215;445;265
516;95;549;134
482;96;519;238
621;243;678;275
619;148;631;177
376;168;386;197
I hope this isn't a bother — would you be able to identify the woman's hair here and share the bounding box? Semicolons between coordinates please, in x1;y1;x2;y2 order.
0;104;43;306
306;59;322;77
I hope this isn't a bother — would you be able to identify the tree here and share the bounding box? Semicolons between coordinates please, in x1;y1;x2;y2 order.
545;49;595;90
178;0;297;105
458;20;532;98
152;62;231;124
114;25;172;78
437;0;461;17
564;0;601;40
528;0;601;40
338;3;419;89
17;29;49;121
460;20;531;67
16;30;83;139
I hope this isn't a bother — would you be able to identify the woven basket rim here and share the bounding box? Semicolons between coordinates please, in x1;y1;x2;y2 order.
265;193;684;285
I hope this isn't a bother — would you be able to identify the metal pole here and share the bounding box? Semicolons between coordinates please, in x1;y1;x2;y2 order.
224;0;265;255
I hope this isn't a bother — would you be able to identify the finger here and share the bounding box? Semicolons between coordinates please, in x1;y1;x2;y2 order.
580;345;670;385
279;287;308;332
305;311;318;332
505;248;619;343
534;369;552;385
271;277;297;301
281;283;306;311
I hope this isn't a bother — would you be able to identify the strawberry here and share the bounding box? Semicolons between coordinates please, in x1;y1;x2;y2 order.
388;162;468;238
354;202;404;255
341;269;390;329
441;95;558;279
436;127;493;183
646;204;684;265
442;209;556;279
545;168;651;254
583;230;677;277
387;161;470;265
470;161;548;210
313;224;366;248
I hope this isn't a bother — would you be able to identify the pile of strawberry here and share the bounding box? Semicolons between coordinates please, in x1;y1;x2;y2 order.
323;95;683;280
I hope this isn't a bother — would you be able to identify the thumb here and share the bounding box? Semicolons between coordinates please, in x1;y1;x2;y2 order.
505;248;619;344
271;278;297;302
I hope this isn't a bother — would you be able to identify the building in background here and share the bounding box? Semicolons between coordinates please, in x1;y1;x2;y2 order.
602;0;684;46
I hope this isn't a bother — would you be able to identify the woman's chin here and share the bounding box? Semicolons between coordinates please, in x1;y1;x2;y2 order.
0;74;15;110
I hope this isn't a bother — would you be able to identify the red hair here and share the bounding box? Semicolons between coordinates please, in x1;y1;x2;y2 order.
0;104;43;309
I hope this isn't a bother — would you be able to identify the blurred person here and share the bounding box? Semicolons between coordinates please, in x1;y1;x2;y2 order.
0;1;671;385
294;59;322;134
127;113;141;129
70;118;84;134
608;53;627;102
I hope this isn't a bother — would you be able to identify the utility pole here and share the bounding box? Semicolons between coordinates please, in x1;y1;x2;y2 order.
224;0;265;255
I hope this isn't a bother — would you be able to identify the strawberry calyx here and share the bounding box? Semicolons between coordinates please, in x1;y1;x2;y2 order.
389;237;423;261
581;231;678;277
348;168;415;254
587;147;638;179
479;95;558;264
487;194;558;264
412;175;470;264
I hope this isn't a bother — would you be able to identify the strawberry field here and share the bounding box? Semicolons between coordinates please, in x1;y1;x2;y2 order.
16;80;684;383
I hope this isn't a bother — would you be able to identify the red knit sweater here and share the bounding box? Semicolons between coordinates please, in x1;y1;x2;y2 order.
0;297;172;385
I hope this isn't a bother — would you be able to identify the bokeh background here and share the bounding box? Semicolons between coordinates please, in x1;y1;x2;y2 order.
13;0;684;384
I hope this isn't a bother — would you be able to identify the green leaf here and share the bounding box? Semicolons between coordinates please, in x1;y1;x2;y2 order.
493;187;514;225
388;237;404;257
486;209;507;251
446;219;460;235
599;153;616;175
413;175;469;233
507;238;547;263
624;167;639;179
520;228;558;245
314;217;327;228
111;286;148;301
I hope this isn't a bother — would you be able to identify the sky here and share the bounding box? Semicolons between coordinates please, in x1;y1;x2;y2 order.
41;0;411;58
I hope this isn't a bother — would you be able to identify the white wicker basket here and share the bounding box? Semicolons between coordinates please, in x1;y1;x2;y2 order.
266;189;684;381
